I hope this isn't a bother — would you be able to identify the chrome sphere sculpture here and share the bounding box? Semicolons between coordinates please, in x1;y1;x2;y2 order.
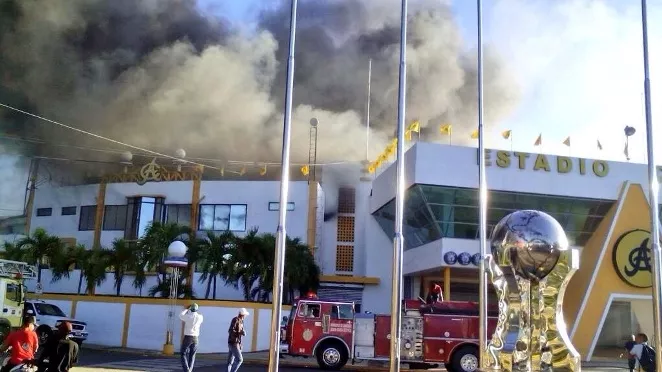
486;210;581;372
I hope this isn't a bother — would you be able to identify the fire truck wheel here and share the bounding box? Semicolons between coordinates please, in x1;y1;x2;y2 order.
315;340;348;370
449;345;478;372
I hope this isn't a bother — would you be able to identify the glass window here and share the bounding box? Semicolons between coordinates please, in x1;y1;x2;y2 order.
454;189;478;206
166;205;192;226
419;185;454;204
138;202;155;238
199;205;214;230
213;205;231;230
5;283;18;303
490;192;516;209
103;205;128;231
452;206;478;224
332;304;354;320
268;202;295;211
61;207;76;216
229;205;247;231
198;204;247;231
298;303;321;319
33;303;66;317
79;205;97;231
36;208;52;217
124;197;166;240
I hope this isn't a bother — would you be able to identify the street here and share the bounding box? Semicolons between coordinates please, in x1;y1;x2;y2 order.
73;348;324;372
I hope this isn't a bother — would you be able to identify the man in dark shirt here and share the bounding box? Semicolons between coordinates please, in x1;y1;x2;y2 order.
37;321;79;372
227;308;249;372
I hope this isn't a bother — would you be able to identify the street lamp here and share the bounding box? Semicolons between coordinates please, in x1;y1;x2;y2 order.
162;240;188;356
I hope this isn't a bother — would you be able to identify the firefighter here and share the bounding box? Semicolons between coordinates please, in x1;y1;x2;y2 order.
426;283;443;304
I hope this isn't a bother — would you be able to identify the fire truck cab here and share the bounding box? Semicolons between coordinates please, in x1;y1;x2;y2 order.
280;294;497;372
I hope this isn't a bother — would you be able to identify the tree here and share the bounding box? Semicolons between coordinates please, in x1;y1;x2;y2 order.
80;249;109;295
1;242;24;261
197;231;236;299
138;222;192;297
228;230;320;303
107;239;138;296
15;228;64;283
284;237;320;303
63;245;88;294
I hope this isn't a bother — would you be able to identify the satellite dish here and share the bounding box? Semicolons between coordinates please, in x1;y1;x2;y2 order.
120;151;133;165
310;118;319;127
624;126;636;137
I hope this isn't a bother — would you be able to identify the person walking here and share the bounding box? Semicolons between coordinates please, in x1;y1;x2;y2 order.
180;303;204;372
227;308;249;372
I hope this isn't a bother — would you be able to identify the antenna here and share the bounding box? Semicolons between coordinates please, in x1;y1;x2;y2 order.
309;118;319;182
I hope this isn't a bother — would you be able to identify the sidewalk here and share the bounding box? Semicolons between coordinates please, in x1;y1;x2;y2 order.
81;344;630;371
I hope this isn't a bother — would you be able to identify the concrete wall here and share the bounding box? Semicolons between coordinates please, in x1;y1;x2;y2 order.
29;293;291;353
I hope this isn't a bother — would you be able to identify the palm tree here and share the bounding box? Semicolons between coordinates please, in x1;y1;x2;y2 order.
107;239;138;296
63;245;88;294
80;249;109;295
197;231;236;299
138;222;192;289
228;229;272;301
15;228;64;283
1;242;24;261
284;237;320;303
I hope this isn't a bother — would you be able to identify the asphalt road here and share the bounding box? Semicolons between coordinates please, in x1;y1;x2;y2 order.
73;349;322;372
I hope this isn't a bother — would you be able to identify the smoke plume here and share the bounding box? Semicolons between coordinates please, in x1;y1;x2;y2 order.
0;0;518;169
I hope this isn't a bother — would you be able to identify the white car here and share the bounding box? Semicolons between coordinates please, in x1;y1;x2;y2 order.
24;300;88;345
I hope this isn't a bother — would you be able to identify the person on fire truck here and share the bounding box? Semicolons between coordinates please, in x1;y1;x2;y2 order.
425;283;443;304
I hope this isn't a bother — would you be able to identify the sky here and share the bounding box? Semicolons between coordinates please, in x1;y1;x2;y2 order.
201;0;662;165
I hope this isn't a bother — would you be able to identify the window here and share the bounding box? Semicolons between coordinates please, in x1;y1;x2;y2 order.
79;205;97;231
297;303;321;319
103;205;128;231
268;202;295;211
36;208;52;217
5;283;19;303
198;204;247;231
338;188;356;213
332;304;354;320
166;204;192;226
335;245;354;272
33;303;66;317
125;197;165;240
61;206;77;216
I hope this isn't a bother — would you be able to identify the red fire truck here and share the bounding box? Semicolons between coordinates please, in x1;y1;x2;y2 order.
279;295;497;372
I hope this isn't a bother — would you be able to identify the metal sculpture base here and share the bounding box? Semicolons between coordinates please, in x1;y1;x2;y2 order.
483;210;582;372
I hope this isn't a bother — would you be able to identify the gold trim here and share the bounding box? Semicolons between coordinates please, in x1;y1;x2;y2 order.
320;275;379;285
26;293;293;310
70;300;78;318
250;307;260;352
93;182;107;249
443;267;451;301
121;303;132;347
307;182;318;253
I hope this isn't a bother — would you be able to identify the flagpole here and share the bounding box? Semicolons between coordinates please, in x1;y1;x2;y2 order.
268;0;298;371
389;0;408;371
476;0;490;368
365;59;373;161
641;0;662;361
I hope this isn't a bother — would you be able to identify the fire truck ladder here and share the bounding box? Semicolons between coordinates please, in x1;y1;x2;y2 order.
0;260;37;279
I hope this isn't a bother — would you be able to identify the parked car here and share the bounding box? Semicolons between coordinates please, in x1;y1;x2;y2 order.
24;300;88;345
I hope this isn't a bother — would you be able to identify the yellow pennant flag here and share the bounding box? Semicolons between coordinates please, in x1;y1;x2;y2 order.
470;129;479;139
440;124;452;135
300;165;310;176
259;164;268;176
405;129;413;141
368;163;376;174
502;130;512;139
220;166;225;177
562;137;570;147
534;134;542;146
239;166;247;176
408;120;421;133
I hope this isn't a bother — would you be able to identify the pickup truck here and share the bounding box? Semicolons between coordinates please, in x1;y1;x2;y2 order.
24;300;88;345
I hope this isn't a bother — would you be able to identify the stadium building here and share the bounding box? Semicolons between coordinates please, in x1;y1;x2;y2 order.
16;141;662;360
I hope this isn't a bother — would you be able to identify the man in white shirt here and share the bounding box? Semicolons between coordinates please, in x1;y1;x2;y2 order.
180;303;204;372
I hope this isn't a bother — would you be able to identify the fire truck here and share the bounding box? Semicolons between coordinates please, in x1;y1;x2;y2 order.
279;294;497;372
0;259;37;341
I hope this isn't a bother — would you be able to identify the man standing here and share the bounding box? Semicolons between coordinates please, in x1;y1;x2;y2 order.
0;316;39;372
227;308;249;372
180;303;204;372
